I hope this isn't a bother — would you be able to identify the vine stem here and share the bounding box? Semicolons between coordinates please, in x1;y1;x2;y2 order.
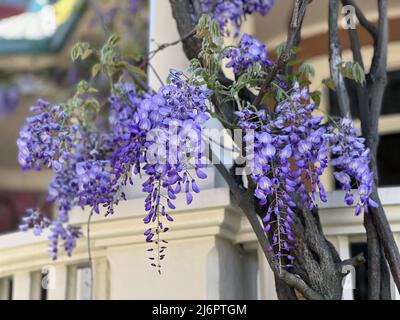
156;179;162;275
87;210;94;300
253;0;311;108
145;28;196;65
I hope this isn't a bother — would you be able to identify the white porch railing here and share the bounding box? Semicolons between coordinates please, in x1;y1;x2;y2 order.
1;172;399;299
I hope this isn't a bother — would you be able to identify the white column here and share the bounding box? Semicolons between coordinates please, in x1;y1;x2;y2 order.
30;271;41;300
93;258;109;300
148;0;189;89
12;271;31;300
76;267;91;300
47;265;68;300
337;235;354;300
66;265;77;300
257;246;277;300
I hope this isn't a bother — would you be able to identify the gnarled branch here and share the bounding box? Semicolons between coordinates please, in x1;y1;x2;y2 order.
328;0;351;119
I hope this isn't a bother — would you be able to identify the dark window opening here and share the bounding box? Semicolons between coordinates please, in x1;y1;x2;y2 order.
377;133;400;186
333;133;400;189
8;278;12;300
0;191;53;236
40;273;48;301
350;242;368;300
330;70;400;118
0;277;13;300
330;70;400;188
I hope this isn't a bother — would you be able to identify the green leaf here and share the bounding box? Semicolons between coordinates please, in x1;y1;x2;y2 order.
337;61;365;84
91;63;101;78
70;42;93;62
275;42;286;56
299;63;315;79
83;99;100;113
310;90;321;107
81;48;93;60
107;34;121;47
287;58;302;67
338;61;354;79
76;80;89;95
75;80;97;96
352;62;366;84
323;78;336;91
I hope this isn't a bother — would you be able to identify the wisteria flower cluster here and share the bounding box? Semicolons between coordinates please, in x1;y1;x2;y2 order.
17;99;67;171
17;70;211;270
329;118;378;215
108;71;211;271
224;33;272;74
19;208;51;236
18;96;120;259
203;0;275;36
236;82;375;271
126;71;211;271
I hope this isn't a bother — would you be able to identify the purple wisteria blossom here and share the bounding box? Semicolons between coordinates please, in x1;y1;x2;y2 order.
17;98;121;259
108;72;210;270
203;0;275;36
17;99;67;171
329;118;378;215
139;71;210;272
19;208;51;236
224;33;272;74
236;82;375;271
17;69;212;267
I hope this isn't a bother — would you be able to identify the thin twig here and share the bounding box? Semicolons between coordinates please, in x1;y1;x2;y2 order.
148;62;165;86
253;0;311;108
147;29;196;63
90;0;152;93
340;252;366;268
90;0;111;38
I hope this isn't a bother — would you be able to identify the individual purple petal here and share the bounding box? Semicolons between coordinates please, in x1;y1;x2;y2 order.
195;168;207;179
186;192;193;205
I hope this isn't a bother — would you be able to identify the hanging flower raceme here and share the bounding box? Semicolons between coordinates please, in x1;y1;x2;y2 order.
17;98;120;259
17;99;67;171
236;82;375;271
108;74;210;271
139;70;211;273
109;82;150;184
17;69;213;268
19;208;51;236
329;118;378;214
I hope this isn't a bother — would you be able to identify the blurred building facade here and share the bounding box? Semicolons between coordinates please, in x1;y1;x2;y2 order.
0;0;400;300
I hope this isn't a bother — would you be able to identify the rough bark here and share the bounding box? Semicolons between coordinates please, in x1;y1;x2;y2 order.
169;0;203;60
329;0;351;118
